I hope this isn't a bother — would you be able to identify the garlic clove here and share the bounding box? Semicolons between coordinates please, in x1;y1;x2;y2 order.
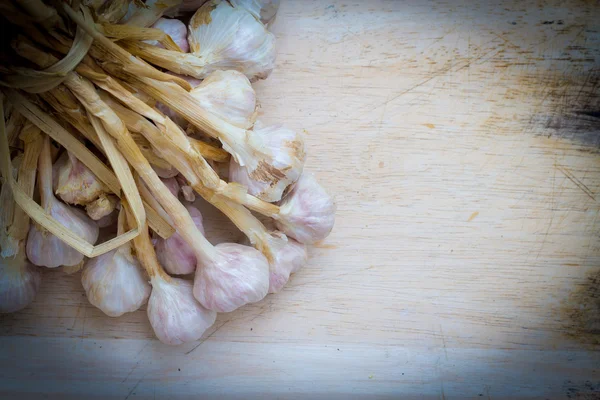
86;194;119;221
26;199;100;268
150;18;190;52
147;275;217;345
54;151;108;206
193;242;269;312
155;204;205;275
230;0;280;27
275;173;335;244
266;233;307;294
188;0;277;81
0;243;42;313
190;70;257;129
229;121;305;202
81;245;151;317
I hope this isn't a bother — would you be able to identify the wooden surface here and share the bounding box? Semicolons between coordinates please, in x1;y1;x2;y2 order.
2;0;600;398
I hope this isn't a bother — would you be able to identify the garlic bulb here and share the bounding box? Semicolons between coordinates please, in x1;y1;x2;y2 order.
193;242;269;312
229;121;305;202
148;275;217;345
190;70;257;129
155;203;205;275
81;210;150;317
0;243;42;313
54;151;108;206
275;173;335;244
150;18;189;52
266;233;307;293
86;194;119;221
188;0;277;81
26;137;99;268
230;0;280;26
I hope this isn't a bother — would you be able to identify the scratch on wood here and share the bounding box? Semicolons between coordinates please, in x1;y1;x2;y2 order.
556;164;596;200
467;211;479;222
185;319;231;355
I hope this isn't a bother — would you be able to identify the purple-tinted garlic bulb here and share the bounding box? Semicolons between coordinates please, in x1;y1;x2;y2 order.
266;232;307;293
148;276;217;345
155;204;205;275
193;242;269;312
275;173;335;244
0;243;42;313
161;176;181;198
153;164;180;178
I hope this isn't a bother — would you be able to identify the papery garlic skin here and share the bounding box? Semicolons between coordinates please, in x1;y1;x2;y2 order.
190;70;257;129
267;233;307;293
275;173;335;244
230;0;280;26
0;244;41;313
151;18;190;52
193;242;269;312
82;246;151;317
188;0;277;81
26;200;99;268
86;194;119;221
148;276;217;345
156;204;205;275
54;152;107;206
229;121;305;202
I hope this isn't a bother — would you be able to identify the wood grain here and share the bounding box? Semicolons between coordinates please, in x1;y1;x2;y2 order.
2;0;600;398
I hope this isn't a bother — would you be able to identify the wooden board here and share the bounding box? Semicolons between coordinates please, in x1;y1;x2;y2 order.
2;0;600;398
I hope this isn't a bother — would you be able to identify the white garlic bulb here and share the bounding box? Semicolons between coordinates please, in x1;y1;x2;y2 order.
150;18;189;52
26;137;99;268
148;275;217;345
275;173;335;244
156;204;205;275
193;242;269;312
188;0;277;81
190;70;257;129
229;121;305;202
0;243;42;313
54;151;107;206
230;0;280;26
266;233;307;293
81;245;151;317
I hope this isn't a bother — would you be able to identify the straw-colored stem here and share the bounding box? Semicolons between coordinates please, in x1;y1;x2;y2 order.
62;4;192;91
63;72;218;264
8;122;43;243
120;41;207;78
125;204;171;281
99;23;183;52
38;135;54;209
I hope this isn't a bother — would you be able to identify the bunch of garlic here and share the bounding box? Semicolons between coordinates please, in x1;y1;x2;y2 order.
188;0;277;81
27;137;99;269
